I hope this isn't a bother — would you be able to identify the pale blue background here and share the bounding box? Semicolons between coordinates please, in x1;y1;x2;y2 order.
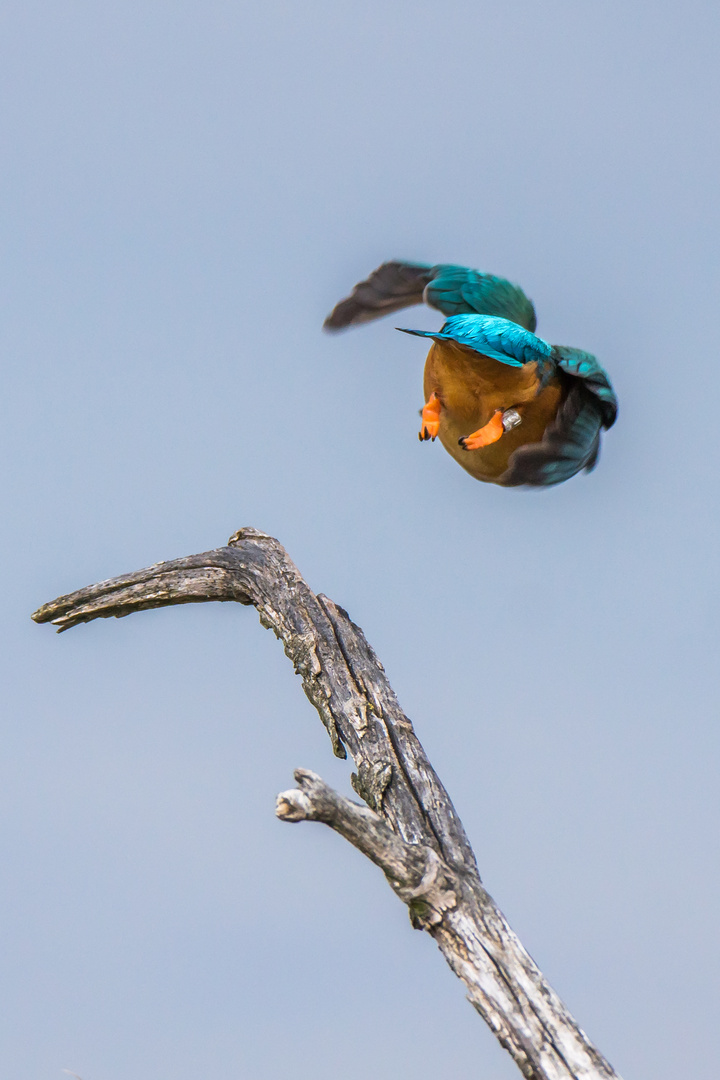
2;2;719;1078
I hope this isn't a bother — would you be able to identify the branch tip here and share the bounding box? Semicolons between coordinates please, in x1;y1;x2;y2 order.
227;526;275;546
276;789;313;822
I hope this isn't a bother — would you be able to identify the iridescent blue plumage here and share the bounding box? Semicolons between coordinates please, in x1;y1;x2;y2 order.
324;260;617;488
552;345;618;427
422;265;537;331
399;314;553;370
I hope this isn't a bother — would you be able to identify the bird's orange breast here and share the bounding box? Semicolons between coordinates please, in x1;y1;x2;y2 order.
423;339;563;483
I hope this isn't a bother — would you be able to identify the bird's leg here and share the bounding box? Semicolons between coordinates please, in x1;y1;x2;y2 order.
459;407;523;451
459;410;505;451
419;392;442;441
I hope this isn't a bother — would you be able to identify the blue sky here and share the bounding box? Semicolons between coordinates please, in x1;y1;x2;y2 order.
2;2;719;1077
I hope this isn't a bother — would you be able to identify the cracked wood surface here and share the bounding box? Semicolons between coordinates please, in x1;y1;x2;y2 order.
32;526;623;1080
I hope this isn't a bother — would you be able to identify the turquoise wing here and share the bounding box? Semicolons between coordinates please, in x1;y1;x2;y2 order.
501;385;605;486
398;314;552;370
423;265;536;331
500;346;617;487
551;345;618;428
324;261;536;331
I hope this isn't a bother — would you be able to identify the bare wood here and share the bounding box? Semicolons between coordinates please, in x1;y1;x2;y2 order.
32;527;623;1080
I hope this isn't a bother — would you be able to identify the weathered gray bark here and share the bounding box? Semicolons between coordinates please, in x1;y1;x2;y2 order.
33;527;623;1080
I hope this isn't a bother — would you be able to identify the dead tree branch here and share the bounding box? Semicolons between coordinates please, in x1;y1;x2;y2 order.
32;527;622;1080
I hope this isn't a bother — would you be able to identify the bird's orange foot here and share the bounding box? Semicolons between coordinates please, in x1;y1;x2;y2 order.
459;410;505;451
419;392;442;441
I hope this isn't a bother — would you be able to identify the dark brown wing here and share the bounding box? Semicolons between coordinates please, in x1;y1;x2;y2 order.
323;261;435;330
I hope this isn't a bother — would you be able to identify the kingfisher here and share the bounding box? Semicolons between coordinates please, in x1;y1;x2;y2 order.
324;261;617;487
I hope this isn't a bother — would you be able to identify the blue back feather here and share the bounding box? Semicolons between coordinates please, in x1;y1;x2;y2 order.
398;314;553;371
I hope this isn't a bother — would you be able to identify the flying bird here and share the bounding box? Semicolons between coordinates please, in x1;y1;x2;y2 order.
324;261;617;487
